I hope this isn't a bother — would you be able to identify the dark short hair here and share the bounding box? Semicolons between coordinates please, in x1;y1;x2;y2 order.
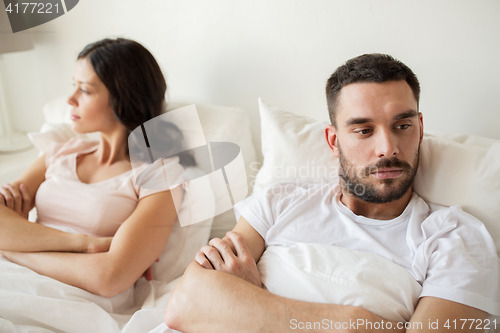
325;53;420;127
78;38;194;166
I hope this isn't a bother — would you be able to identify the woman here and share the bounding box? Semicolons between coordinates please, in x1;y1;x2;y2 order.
0;38;190;298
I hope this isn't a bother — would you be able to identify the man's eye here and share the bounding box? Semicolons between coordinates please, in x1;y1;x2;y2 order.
396;124;411;130
355;129;372;135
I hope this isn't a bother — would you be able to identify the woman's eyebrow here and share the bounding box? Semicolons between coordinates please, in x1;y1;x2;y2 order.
72;78;97;86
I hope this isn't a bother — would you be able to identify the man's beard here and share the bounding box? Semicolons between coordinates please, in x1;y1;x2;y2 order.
338;143;420;204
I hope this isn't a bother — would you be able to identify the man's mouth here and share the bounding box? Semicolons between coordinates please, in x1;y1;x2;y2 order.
371;168;403;179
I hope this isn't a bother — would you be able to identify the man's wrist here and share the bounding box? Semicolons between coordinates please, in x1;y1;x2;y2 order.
282;298;354;332
283;301;404;333
354;307;404;333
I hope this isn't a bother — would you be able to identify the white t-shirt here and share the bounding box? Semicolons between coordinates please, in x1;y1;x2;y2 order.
234;179;500;316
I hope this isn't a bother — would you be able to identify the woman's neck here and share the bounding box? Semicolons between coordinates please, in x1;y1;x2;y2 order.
95;128;129;166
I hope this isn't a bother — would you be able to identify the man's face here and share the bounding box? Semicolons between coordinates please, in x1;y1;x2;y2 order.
325;80;423;203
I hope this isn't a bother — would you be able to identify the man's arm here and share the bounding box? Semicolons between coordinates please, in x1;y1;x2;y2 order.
166;218;489;333
406;297;487;333
166;260;370;333
166;263;486;333
165;218;402;332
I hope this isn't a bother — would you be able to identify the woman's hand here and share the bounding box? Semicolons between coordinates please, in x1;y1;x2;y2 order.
140;258;160;281
84;236;113;253
0;183;31;219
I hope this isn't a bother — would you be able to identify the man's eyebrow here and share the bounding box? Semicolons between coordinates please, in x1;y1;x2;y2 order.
393;110;418;120
345;117;373;126
344;110;419;126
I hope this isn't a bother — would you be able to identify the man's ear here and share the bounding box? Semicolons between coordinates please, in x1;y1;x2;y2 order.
418;112;424;145
325;124;339;158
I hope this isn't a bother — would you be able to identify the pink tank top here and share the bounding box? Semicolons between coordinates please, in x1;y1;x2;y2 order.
34;138;184;237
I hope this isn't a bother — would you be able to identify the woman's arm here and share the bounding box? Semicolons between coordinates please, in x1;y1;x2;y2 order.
0;154;107;253
0;153;46;214
0;205;92;252
1;187;181;298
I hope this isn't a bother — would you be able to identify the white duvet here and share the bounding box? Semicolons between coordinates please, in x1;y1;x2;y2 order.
0;255;181;333
0;243;425;332
258;243;422;323
152;243;425;333
0;170;213;333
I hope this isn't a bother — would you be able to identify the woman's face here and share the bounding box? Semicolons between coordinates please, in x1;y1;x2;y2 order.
68;57;122;134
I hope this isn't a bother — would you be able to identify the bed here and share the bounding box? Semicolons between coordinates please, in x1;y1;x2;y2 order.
1;97;499;332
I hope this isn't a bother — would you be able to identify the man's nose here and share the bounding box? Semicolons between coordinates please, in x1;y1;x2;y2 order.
376;128;399;158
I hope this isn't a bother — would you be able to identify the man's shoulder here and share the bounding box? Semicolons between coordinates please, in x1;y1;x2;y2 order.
414;195;487;234
426;200;456;215
417;195;468;218
413;192;466;217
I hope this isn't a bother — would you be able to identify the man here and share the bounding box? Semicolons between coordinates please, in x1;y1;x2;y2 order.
165;54;500;332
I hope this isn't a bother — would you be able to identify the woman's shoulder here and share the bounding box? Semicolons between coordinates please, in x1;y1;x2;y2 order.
133;156;186;200
46;137;99;165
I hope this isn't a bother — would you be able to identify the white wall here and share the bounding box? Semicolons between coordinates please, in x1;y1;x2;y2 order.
2;0;500;161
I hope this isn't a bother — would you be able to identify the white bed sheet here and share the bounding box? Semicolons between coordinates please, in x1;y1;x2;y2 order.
0;256;179;333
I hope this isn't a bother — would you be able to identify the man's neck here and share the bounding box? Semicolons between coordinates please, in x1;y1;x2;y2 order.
339;188;413;220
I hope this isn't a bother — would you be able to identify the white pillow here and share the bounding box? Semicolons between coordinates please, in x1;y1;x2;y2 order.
27;97;99;150
253;99;337;191
153;167;215;282
255;98;500;257
167;102;258;239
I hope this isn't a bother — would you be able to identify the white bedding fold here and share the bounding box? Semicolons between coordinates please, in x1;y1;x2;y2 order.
258;243;423;323
0;257;179;333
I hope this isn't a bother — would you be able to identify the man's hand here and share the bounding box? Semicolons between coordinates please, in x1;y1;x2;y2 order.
0;183;31;219
195;231;262;288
